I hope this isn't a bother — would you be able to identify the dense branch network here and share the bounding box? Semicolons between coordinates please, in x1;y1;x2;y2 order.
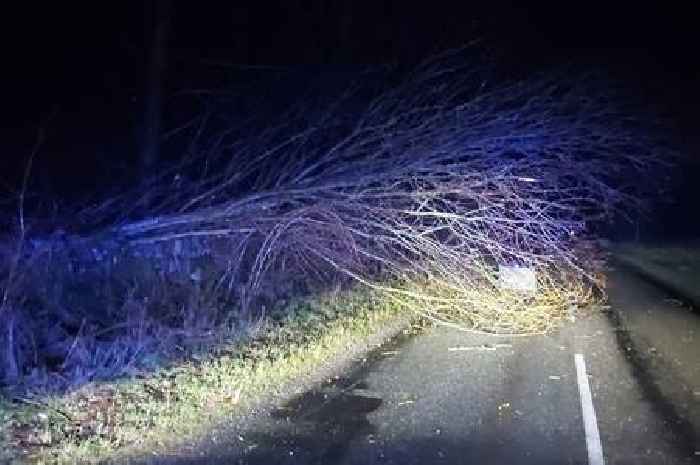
89;52;668;332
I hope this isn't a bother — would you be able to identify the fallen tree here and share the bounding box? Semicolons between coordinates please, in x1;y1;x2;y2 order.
1;50;671;389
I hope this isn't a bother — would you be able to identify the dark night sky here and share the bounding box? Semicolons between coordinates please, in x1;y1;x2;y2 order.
2;2;698;234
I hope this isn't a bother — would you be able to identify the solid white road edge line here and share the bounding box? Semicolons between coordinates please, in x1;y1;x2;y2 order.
575;353;605;465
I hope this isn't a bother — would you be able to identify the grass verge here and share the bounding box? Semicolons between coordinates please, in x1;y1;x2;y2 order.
1;285;416;464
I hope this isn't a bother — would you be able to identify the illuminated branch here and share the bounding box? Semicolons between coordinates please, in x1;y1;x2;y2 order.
38;50;672;336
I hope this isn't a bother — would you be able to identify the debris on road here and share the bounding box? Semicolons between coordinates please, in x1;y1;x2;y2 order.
497;402;511;415
447;343;512;352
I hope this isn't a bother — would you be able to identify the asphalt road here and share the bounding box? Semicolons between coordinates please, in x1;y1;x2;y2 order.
143;267;699;465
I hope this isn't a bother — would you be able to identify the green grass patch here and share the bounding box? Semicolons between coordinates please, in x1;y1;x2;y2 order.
1;285;415;464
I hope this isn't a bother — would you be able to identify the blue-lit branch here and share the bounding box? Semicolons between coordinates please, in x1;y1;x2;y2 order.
86;52;669;330
0;51;671;387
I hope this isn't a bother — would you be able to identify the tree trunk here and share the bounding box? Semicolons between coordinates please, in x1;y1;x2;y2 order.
140;0;171;179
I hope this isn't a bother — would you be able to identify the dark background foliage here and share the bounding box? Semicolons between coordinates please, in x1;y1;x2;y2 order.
1;2;698;237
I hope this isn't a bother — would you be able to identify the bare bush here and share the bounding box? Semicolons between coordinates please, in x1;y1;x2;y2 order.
1;49;671;389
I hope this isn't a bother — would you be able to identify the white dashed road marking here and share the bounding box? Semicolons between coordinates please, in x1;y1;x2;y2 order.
575;353;605;465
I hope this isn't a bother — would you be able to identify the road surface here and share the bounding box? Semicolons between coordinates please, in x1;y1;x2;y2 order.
142;267;699;465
